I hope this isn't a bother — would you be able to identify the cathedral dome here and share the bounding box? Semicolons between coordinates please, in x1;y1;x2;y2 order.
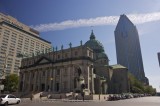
97;52;108;60
85;30;105;53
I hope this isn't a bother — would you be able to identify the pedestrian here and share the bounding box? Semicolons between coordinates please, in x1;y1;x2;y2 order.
81;92;84;101
75;96;78;100
47;94;51;99
40;93;42;99
30;93;33;101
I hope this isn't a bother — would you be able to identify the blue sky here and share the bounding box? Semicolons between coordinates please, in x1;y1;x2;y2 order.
1;0;160;92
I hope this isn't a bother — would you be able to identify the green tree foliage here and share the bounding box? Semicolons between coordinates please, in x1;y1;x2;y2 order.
128;72;156;95
132;86;144;93
3;74;19;92
144;86;156;95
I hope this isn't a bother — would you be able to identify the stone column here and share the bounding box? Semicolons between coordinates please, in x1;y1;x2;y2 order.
87;66;90;91
50;68;53;92
25;72;28;92
28;71;32;92
45;68;48;91
33;70;38;91
36;71;39;91
91;66;95;94
38;70;41;91
49;68;52;92
22;73;26;92
52;68;56;92
33;71;35;91
69;65;73;92
68;66;71;92
59;68;62;93
24;72;28;92
18;73;22;92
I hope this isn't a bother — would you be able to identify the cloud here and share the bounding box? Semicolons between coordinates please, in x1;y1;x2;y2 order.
31;12;160;32
128;12;160;24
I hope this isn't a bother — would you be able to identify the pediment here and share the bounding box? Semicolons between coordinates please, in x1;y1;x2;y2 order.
39;58;50;64
35;56;52;65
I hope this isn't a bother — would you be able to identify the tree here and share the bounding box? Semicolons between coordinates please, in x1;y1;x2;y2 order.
3;74;19;92
144;86;156;95
132;86;143;93
128;72;156;95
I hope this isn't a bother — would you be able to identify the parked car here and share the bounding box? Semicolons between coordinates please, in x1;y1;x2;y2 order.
0;94;21;106
108;94;121;101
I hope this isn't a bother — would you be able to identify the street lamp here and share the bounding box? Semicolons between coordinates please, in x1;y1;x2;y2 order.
99;76;106;100
128;77;131;93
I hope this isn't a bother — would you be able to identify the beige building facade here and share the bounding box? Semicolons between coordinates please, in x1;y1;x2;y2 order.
0;13;51;76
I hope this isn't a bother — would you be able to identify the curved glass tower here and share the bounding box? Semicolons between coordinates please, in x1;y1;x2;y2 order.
114;14;147;84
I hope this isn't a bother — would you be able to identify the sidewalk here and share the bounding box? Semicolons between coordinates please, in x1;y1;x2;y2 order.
43;99;93;102
21;98;99;103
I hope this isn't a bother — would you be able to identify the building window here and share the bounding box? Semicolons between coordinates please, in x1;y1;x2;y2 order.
75;51;78;56
43;71;45;76
89;51;92;57
56;69;60;75
64;68;67;76
63;81;67;90
65;53;68;58
32;73;34;78
57;55;60;59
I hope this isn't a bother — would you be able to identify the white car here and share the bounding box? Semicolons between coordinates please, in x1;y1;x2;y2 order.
0;94;21;106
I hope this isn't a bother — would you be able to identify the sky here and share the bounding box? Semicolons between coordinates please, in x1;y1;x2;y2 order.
0;0;160;92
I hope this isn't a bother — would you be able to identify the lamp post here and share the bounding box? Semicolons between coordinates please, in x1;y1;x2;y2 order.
99;76;106;100
98;76;101;100
50;77;53;92
128;77;131;93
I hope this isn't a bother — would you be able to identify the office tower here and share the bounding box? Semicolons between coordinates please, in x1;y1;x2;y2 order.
114;14;146;83
158;53;160;66
0;13;51;76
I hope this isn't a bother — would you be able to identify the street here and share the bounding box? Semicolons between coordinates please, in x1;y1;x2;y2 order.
12;96;160;106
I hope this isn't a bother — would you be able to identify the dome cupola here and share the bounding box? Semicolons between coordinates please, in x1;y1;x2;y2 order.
85;30;104;53
85;30;109;65
90;30;96;40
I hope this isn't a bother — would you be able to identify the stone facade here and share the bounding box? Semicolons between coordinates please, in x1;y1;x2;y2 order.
19;46;95;94
107;65;129;94
19;31;129;95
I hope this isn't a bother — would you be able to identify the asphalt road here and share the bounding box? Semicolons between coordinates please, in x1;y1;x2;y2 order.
12;96;160;106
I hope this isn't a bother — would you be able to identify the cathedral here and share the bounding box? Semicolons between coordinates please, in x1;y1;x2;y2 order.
19;30;129;96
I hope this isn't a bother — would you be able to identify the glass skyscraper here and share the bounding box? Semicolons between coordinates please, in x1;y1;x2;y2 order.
158;53;160;66
114;14;147;84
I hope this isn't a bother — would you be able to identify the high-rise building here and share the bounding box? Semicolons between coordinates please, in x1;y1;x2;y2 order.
0;13;51;76
114;14;146;83
158;52;160;66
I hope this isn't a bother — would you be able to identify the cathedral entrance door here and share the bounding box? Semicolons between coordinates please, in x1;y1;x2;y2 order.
41;84;45;91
